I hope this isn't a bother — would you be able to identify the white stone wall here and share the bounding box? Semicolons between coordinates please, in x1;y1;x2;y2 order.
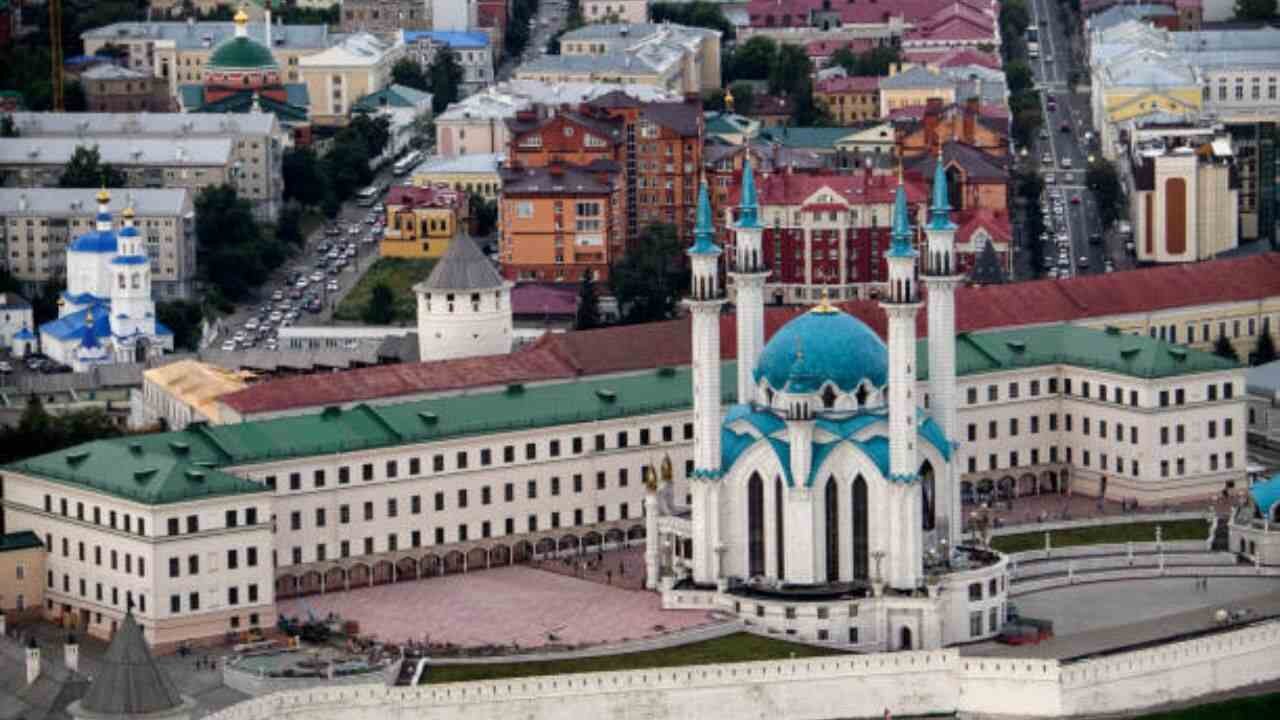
201;621;1280;720
416;284;513;362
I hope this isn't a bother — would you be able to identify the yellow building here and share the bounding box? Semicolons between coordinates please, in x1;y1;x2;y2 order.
299;32;404;127
878;65;956;117
0;531;46;620
382;185;469;259
411;153;504;200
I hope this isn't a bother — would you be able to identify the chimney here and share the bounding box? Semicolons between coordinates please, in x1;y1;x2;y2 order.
25;637;40;686
963;97;978;145
924;98;942;152
64;634;79;673
265;8;272;49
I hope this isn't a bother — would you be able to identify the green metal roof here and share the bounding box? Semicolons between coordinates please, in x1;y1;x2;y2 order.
758;126;856;149
916;324;1240;381
208;36;278;70
0;530;43;553
7;324;1237;505
353;84;432;113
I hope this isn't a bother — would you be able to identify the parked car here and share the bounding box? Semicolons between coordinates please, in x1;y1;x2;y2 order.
221;340;237;351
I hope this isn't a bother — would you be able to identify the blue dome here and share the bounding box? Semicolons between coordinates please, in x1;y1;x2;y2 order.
754;307;888;393
69;229;118;253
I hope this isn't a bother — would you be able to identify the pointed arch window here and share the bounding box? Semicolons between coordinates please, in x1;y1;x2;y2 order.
821;385;837;409
852;475;869;581
774;477;785;581
747;473;765;577
825;477;839;582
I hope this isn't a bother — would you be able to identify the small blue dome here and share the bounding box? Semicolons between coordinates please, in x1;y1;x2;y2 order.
69;230;118;253
754;307;888;393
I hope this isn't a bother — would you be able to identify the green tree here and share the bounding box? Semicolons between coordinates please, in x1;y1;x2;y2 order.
58;146;126;188
1;114;16;137
1006;61;1035;95
276;201;305;247
730;36;777;81
323;130;373;202
702;88;726;112
1254;330;1277;365
768;44;811;98
1235;0;1278;21
1086;159;1125;228
469;194;498;237
363;282;396;324
391;58;430;92
831;45;902;77
609;223;686;324
0;399;124;464
32;277;65;325
348;114;392;160
575;270;601;330
1213;334;1240;362
156;299;204;352
427;47;464;114
727;81;756;115
282;147;330;207
195;185;281;301
649;1;734;39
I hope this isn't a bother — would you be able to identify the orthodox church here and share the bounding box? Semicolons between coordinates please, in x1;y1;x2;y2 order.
646;154;1009;651
39;189;173;371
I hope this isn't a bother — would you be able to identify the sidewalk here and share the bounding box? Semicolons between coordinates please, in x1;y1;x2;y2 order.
967;492;1228;532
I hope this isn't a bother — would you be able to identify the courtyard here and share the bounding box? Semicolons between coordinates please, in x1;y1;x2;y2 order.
277;552;714;650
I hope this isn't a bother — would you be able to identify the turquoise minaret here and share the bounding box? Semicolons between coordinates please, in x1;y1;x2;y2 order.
730;153;770;403
685;176;726;586
879;163;923;591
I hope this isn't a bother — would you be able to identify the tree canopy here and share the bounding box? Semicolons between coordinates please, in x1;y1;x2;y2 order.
1213;334;1240;362
829;46;902;77
157;299;204;351
649;2;734;39
1235;0;1278;21
391;58;430;92
195;185;285;302
575;270;601;330
0;396;124;464
427;48;464;114
1086;159;1125;229
59;146;126;188
729;36;777;82
363;282;396;324
609;223;687;324
1253;330;1277;366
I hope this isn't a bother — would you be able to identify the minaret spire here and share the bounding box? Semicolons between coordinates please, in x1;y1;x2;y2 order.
923;143;962;546
729;153;769;404
685;175;726;586
880;166;923;591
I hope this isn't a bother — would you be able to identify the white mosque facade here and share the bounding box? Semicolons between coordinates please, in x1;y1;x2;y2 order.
646;159;1009;652
39;190;173;371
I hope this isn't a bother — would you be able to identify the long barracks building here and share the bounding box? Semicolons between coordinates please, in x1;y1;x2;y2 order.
2;256;1272;648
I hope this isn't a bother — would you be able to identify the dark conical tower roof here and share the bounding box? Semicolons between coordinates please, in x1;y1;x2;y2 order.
79;612;184;716
416;235;504;292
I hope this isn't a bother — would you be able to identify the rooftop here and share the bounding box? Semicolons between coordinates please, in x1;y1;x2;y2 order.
144;360;253;425
412;152;504;176
219;252;1280;416
0;530;43;553
437;80;678;123
353;83;432;113
79;64;149;80
78;612;186;717
300;32;399;68
401;30;491;49
501;164;617;195
0;188;191;217
0;138;233;166
9;111;278;137
81;20;329;51
416;236;504;292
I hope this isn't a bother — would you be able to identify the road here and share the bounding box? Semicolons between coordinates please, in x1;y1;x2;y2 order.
1021;0;1128;281
496;0;572;82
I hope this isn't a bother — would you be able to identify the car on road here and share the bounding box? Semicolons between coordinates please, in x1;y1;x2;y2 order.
0;360;12;373
1089;233;1102;245
1060;122;1071;133
1077;256;1089;268
271;290;284;301
1045;173;1056;184
1104;259;1115;273
1039;129;1048;140
1071;195;1081;205
269;311;283;323
326;279;339;292
221;340;237;351
245;318;259;331
310;271;325;283
347;225;361;237
325;225;341;237
1060;158;1073;169
1042;153;1053;165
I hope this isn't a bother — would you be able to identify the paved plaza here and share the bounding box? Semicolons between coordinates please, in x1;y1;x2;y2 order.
969;492;1230;532
278;557;713;649
966;577;1280;659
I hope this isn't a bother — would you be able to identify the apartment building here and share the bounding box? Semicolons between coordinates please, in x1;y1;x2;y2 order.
519;23;721;94
815;76;881;125
410;153;503;199
1130;133;1240;263
4;112;286;220
80;65;173;113
300;33;404;126
340;0;432;32
402;31;494;96
81;20;331;98
499;163;625;282
0;189;196;298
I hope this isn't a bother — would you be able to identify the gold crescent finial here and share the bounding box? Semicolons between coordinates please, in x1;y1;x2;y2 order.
811;286;837;313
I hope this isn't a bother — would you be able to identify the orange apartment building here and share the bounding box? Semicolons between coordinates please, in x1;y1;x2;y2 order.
499;162;624;283
503;92;704;257
895;97;1010;159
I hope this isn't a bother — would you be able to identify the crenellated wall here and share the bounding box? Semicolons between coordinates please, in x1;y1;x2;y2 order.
204;621;1280;720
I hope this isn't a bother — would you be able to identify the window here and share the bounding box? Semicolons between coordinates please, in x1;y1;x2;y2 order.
248;547;258;567
1225;419;1234;436
315;509;326;528
987;385;998;402
409;457;421;475
970;611;983;638
186;515;199;533
967;424;977;441
289;472;301;491
967;388;978;404
1175;388;1185;405
190;592;200;611
527;479;538;499
968;583;982;601
458;489;468;508
364;501;374;521
188;555;199;574
314;469;325;488
362;463;374;481
1008;382;1019;399
339;505;351;524
456;451;468;469
388;498;399;517
169;558;179;578
435;492;445;511
290;511;301;531
525;442;537;460
339;467;350;484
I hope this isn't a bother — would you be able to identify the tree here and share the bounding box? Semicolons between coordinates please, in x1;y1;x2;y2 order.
1235;0;1277;21
276;202;305;247
1006;61;1035;95
426;47;464;114
831;45;902;77
323;130;373;202
59;146;126;188
0;397;123;464
727;81;756;115
730;36;777;82
195;185;281;301
609;223;686;324
282;147;330;207
1086;159;1125;228
348;114;392;160
363;282;396;325
32;277;65;325
649;2;734;39
1213;334;1240;362
575;270;601;330
156;299;204;351
768;45;810;97
469;194;498;237
391;58;430;93
1254;330;1277;366
1;114;16;137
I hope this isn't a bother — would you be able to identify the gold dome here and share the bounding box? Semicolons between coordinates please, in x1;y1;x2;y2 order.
122;206;136;219
96;187;110;203
234;6;249;24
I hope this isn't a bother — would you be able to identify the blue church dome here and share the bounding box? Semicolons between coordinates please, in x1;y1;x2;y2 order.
69;229;118;253
754;306;888;393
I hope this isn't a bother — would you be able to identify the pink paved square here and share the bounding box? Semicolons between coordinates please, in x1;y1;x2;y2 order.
278;564;711;649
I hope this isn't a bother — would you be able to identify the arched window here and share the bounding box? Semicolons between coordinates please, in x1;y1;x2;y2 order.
117;273;126;289
852;475;869;580
747;473;765;577
825;476;839;582
920;460;936;531
774;477;785;581
131;273;140;289
821;385;837;409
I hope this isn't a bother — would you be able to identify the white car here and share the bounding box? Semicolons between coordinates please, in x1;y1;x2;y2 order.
220;339;237;351
326;280;340;292
271;290;284;301
269;311;283;323
295;278;309;289
310;271;325;283
1061;158;1073;169
244;318;259;331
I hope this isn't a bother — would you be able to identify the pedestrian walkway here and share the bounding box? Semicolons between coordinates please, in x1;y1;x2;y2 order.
970;491;1227;532
530;547;648;591
965;577;1280;660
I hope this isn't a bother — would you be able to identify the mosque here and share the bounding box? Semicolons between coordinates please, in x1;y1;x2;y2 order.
646;156;1009;651
38;189;174;371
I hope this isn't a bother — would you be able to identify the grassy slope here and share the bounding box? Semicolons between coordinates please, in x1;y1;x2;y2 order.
332;257;436;323
990;519;1209;554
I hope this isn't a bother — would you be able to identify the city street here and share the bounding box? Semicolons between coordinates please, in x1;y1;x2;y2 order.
496;0;571;81
1022;0;1124;280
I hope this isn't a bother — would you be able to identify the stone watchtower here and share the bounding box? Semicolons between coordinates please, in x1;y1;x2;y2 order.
414;236;513;363
68;610;196;720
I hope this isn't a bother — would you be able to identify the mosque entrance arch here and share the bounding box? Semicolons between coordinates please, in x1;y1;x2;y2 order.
900;626;913;651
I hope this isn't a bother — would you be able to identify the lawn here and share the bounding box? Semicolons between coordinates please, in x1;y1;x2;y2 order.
990;519;1209;554
1136;691;1280;719
333;257;436;324
424;632;847;684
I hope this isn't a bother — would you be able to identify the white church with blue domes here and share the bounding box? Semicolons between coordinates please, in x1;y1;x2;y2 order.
646;155;1009;652
39;189;173;371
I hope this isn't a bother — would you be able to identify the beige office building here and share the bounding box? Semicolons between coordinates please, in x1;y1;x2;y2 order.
300;33;405;126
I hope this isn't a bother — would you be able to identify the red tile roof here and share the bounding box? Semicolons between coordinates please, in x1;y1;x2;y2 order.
955;208;1012;246
511;282;578;317
387;184;466;210
221;253;1280;416
805;38;876;58
889;102;1010;122
727;171;928;207
903;47;1002;70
